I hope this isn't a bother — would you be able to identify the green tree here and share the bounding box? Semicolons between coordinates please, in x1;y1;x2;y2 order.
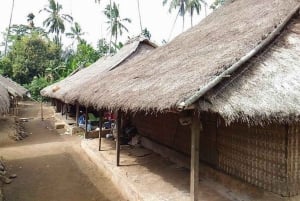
2;34;61;84
104;2;131;53
63;41;100;76
210;0;226;9
164;0;206;29
141;28;151;40
27;13;35;28
163;0;187;31
41;0;73;45
187;0;207;27
25;76;52;101
66;22;85;44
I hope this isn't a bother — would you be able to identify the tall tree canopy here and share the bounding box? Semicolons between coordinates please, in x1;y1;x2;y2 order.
163;0;206;30
41;0;73;45
1;34;61;84
104;2;131;52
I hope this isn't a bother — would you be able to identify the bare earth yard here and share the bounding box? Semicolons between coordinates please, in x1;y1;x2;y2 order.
0;101;125;201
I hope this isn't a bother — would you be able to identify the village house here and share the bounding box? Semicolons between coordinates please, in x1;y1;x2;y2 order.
65;0;300;200
40;0;300;200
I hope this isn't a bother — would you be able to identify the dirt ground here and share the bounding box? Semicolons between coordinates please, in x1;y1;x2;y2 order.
0;101;125;201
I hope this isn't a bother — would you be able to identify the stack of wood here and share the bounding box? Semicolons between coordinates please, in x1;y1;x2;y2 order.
0;159;16;185
10;118;28;141
0;158;17;201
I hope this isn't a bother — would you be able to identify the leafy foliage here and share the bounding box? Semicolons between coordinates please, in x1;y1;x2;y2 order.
104;2;131;52
1;34;61;84
210;0;226;9
25;76;52;101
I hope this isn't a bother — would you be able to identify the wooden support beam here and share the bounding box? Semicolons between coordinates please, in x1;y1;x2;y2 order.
116;110;121;166
61;102;63;116
190;115;200;201
98;110;103;151
75;102;79;126
85;107;88;139
65;104;68;120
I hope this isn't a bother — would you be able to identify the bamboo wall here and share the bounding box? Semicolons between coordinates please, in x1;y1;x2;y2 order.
132;112;300;197
287;124;300;196
217;122;288;195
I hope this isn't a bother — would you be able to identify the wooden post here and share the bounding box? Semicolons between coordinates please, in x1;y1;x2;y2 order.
116;110;121;166
85;107;88;139
98;110;103;151
41;101;44;121
65;104;68;120
61;102;64;116
75;102;79;126
190;115;200;201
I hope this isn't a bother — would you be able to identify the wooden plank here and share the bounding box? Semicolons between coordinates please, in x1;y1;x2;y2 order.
116;110;121;166
190;116;200;201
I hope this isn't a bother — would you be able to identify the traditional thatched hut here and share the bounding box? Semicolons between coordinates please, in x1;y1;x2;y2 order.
71;0;300;199
0;84;10;114
0;75;28;98
0;75;28;114
41;37;156;105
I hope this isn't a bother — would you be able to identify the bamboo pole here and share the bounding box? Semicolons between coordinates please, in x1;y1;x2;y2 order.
190;115;200;201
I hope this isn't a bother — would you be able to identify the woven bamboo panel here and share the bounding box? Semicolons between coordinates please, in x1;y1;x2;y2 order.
217;123;287;196
287;124;300;196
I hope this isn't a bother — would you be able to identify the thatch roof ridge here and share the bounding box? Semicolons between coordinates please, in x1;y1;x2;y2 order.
0;84;10;114
77;0;300;112
41;37;156;103
0;75;28;98
199;16;300;125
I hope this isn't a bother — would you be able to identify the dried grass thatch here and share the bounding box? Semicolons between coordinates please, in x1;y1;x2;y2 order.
41;37;156;103
76;0;300;113
0;84;10;114
199;17;300;125
0;75;28;98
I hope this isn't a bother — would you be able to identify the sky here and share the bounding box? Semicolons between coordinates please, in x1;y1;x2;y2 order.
0;0;213;48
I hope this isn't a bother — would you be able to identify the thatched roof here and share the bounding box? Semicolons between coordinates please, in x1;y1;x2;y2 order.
199;16;300;125
75;0;300;114
0;84;10;114
41;37;157;103
0;75;28;98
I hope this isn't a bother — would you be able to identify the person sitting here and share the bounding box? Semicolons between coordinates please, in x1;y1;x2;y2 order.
78;113;86;128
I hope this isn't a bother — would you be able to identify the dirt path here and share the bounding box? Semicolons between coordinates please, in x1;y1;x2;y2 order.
0;101;125;201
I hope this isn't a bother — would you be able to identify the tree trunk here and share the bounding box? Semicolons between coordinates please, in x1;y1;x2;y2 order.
108;0;113;54
190;8;193;27
137;0;143;33
4;0;15;56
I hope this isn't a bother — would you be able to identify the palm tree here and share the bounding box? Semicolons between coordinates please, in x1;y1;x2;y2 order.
163;0;187;31
187;0;207;27
4;0;15;56
66;22;85;44
104;2;131;52
41;0;73;45
27;13;35;28
164;0;207;30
